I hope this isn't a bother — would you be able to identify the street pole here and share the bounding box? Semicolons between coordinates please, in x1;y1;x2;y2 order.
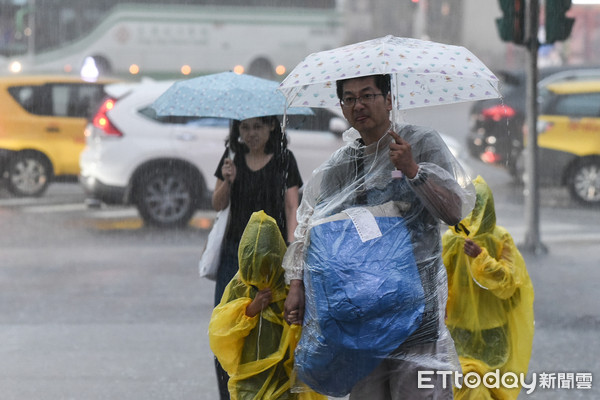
522;0;548;254
27;0;35;67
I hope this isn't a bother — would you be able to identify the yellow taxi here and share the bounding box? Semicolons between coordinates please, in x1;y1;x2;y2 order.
0;75;118;196
535;80;600;206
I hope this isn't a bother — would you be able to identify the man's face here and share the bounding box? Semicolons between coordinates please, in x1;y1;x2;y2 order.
340;76;392;143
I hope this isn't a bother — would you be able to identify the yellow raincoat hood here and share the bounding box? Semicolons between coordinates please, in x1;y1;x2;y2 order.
442;176;534;400
209;211;325;400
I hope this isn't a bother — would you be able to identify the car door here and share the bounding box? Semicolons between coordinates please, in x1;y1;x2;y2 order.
169;117;231;192
50;83;107;175
4;83;76;176
538;91;600;156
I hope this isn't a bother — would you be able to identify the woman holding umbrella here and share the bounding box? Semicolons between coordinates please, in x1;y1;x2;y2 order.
151;71;309;399
211;115;303;399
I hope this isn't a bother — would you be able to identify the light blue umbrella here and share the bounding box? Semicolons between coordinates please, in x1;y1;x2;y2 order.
151;71;312;120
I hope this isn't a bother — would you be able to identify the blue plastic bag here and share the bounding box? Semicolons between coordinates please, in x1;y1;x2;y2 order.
295;215;425;397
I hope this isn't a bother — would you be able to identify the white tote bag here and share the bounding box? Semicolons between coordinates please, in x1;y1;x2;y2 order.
199;150;234;280
198;205;230;280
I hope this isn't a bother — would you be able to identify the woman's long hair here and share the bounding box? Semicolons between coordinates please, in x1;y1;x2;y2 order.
226;115;290;227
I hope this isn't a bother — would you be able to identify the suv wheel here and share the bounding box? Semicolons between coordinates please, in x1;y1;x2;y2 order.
136;168;196;228
568;159;600;206
7;152;52;197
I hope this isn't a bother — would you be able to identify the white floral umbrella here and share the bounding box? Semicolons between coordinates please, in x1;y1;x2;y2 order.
278;35;501;112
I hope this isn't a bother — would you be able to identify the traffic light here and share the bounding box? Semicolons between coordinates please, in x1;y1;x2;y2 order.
545;0;575;43
496;0;525;44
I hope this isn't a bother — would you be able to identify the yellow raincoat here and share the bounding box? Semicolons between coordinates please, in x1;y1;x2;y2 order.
209;211;325;400
442;176;534;400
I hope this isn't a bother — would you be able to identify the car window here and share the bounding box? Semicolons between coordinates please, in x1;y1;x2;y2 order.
548;93;600;118
52;85;71;117
74;84;107;118
286;108;339;132
137;104;336;131
8;85;50;115
7;83;105;118
7;86;34;112
138;105;229;126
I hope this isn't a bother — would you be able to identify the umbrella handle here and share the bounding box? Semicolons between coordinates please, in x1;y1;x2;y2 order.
391;170;404;179
281;103;288;134
385;122;403;179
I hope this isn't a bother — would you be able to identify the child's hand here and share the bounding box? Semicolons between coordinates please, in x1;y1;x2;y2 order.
464;239;482;258
245;288;272;317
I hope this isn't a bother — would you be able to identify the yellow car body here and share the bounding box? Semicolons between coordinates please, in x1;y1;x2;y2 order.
0;75;117;196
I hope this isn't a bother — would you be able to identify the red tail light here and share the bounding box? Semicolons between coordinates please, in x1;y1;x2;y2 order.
481;150;503;164
92;98;123;137
481;105;516;121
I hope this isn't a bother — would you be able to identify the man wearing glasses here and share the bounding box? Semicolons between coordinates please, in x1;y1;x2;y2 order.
283;74;475;399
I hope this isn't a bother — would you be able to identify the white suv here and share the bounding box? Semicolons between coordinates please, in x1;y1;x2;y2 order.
79;80;350;227
80;80;471;228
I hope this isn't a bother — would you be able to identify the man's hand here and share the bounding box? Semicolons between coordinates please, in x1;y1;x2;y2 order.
284;279;305;325
388;130;419;178
245;288;272;317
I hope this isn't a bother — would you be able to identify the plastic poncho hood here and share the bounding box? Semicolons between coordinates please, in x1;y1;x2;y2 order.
459;175;496;236
237;211;287;297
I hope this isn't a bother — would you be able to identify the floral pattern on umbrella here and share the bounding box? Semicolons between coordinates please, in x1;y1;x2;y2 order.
278;35;501;110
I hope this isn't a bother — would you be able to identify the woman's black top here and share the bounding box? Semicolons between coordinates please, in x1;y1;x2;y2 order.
214;148;303;243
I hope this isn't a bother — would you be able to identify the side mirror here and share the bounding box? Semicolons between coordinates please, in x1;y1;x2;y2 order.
329;117;348;136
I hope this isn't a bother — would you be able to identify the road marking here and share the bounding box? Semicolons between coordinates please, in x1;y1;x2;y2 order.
93;218;144;230
7;201;216;231
20;203;88;213
507;226;600;244
0;197;59;207
89;208;139;219
10;199;600;241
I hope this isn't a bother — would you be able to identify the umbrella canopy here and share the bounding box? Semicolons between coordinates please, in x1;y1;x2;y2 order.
278;35;501;111
151;71;313;120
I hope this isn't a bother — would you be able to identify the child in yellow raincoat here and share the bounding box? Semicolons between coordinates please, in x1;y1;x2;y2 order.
209;211;325;400
442;176;534;400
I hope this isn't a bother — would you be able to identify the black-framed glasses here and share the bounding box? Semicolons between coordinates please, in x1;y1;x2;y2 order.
340;93;384;108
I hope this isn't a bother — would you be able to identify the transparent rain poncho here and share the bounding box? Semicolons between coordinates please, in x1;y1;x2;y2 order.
283;122;476;397
442;176;534;400
209;211;326;400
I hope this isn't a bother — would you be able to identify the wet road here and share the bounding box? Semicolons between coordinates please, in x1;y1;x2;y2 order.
0;184;218;399
1;132;599;399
